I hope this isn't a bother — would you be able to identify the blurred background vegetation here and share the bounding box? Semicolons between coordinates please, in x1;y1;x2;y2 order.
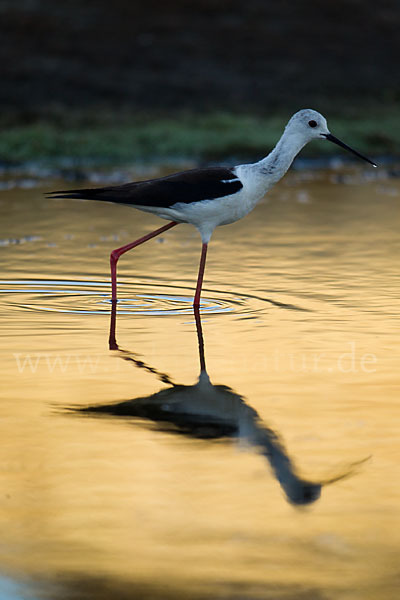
1;0;400;164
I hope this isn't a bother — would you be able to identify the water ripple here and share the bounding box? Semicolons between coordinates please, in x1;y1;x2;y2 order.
0;278;305;317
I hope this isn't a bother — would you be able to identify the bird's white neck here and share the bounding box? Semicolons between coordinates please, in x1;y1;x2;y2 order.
249;129;308;190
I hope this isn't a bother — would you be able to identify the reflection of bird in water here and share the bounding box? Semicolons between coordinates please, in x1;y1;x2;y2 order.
74;304;369;506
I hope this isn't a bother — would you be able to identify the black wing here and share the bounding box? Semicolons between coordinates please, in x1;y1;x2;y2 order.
47;167;243;208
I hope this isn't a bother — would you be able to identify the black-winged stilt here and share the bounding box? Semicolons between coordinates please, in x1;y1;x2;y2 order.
48;109;376;306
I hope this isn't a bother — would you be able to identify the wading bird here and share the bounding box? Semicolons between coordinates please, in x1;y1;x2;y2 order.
48;109;376;306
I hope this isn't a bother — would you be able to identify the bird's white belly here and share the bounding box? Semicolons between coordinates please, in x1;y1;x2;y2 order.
154;187;263;242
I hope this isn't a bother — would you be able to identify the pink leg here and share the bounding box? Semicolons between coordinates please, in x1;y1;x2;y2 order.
110;221;178;301
193;242;208;307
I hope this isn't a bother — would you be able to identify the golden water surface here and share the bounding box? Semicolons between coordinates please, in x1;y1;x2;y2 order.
0;166;399;599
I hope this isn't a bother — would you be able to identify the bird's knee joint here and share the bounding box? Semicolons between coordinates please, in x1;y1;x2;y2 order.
110;249;120;264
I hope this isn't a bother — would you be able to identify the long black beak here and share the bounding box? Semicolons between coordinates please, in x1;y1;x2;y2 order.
323;133;377;167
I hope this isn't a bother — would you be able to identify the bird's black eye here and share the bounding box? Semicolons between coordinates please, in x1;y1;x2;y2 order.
308;120;317;128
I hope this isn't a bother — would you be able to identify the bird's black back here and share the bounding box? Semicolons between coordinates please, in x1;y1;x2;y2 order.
47;167;243;208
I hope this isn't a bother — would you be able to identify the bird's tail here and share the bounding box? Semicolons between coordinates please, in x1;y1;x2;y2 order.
46;186;118;202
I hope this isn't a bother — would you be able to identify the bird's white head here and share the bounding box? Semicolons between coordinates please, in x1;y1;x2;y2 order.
285;109;377;167
285;109;330;141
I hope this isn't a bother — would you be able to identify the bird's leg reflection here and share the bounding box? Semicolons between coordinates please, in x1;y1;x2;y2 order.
94;305;368;505
108;298;176;385
109;299;118;350
194;305;206;373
